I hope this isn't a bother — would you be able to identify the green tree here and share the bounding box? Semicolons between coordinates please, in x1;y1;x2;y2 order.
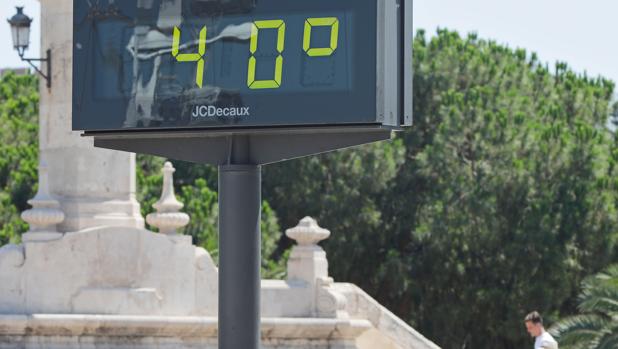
550;265;618;349
382;30;617;348
0;73;39;246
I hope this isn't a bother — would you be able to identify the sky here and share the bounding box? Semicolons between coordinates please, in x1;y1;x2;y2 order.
413;0;618;85
0;0;617;86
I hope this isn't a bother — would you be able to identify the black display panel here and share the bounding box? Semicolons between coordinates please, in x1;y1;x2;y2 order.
72;0;379;131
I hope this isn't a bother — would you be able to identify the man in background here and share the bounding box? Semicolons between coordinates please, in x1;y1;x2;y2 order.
524;311;558;349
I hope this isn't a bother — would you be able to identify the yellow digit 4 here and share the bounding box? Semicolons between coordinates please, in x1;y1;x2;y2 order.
303;17;339;57
247;20;286;89
172;26;207;88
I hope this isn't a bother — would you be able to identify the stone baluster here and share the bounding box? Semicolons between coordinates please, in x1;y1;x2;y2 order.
286;217;347;318
21;161;65;242
146;162;190;239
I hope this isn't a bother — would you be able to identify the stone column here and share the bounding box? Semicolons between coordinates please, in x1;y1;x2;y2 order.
37;0;144;232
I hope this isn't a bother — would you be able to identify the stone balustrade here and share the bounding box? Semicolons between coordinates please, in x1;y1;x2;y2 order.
0;160;439;348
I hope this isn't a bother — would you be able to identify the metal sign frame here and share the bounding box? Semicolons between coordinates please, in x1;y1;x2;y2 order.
75;0;411;133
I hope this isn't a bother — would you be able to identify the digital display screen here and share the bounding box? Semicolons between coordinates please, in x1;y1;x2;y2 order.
73;0;379;131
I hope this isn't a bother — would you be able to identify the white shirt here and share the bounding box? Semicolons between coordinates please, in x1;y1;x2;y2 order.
535;330;558;349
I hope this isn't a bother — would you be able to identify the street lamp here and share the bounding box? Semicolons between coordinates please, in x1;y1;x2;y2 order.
7;7;51;88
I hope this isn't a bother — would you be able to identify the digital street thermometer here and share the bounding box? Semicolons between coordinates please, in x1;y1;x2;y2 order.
73;0;411;132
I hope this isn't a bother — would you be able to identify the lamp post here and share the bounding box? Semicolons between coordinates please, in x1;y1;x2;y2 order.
7;6;51;88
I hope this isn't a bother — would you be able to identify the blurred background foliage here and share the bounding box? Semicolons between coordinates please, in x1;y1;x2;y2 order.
0;73;38;246
1;29;617;348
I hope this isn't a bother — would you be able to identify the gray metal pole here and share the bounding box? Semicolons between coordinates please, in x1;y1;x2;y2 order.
218;164;261;349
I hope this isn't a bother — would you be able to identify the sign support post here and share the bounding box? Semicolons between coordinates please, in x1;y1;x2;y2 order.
218;137;261;349
218;164;261;349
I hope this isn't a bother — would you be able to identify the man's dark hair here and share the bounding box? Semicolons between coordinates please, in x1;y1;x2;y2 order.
524;311;543;324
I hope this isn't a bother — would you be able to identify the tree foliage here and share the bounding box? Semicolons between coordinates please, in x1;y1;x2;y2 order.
382;29;618;348
0;73;39;246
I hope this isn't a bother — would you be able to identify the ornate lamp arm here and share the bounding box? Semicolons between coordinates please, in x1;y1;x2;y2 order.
18;49;51;88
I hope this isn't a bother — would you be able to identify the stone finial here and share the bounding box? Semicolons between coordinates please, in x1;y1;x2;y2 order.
285;217;348;319
285;216;331;246
286;217;330;285
21;160;64;242
146;162;190;235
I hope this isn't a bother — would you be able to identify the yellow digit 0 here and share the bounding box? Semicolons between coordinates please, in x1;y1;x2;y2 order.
247;20;286;89
172;26;207;88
